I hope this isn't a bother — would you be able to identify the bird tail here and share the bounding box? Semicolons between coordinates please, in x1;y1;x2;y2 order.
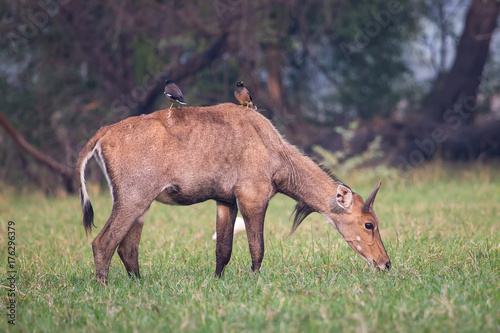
166;93;186;105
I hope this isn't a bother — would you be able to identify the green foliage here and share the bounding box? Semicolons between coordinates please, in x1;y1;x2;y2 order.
312;121;395;180
334;2;417;117
292;0;419;121
1;163;499;332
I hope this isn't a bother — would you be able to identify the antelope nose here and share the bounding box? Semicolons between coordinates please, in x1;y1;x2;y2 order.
385;261;391;270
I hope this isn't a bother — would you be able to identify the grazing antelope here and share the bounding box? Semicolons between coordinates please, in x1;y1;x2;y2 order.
76;103;390;284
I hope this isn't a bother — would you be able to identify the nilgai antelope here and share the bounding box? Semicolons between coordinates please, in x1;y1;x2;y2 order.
77;103;390;284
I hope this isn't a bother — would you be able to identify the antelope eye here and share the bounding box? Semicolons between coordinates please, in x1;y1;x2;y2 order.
364;223;374;230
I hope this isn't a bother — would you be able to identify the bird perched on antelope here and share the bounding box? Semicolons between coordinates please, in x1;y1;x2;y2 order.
164;79;186;109
234;81;255;109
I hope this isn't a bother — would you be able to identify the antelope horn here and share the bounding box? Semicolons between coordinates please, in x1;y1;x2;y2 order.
362;180;382;213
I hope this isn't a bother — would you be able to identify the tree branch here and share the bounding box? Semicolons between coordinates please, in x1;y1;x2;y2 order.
130;32;230;116
0;111;75;192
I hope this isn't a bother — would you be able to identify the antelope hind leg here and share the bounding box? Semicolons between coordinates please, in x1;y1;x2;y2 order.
117;207;149;280
92;206;148;285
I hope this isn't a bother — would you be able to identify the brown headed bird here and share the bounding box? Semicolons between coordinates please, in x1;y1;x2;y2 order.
234;81;254;109
164;79;186;109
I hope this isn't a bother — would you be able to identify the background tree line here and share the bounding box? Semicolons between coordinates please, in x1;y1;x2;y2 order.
1;0;499;192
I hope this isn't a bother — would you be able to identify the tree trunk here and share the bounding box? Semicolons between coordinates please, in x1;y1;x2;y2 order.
425;0;500;125
382;0;500;168
262;43;325;148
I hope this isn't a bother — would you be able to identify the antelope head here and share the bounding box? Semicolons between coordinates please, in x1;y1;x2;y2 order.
330;180;391;270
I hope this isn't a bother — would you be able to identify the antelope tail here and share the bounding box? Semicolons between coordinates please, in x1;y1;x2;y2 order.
76;129;108;235
76;144;96;235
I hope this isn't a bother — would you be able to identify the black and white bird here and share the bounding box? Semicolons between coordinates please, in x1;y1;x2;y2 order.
164;79;186;109
234;81;254;109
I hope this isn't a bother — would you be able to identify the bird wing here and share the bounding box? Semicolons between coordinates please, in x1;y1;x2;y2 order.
234;87;252;104
165;84;186;104
243;88;252;102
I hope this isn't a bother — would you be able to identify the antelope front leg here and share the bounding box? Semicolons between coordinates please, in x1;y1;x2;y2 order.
242;208;266;272
236;184;271;273
215;201;238;277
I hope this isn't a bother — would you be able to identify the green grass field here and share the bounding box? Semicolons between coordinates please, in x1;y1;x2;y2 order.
1;162;499;332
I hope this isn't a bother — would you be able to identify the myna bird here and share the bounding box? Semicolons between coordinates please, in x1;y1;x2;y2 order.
234;81;254;109
164;79;186;109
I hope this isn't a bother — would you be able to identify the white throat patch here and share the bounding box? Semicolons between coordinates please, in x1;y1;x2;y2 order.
321;214;338;230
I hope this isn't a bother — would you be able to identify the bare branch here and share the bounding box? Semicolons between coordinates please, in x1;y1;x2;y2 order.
0;111;75;192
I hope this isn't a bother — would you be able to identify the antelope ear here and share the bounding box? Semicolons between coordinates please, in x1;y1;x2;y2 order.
334;184;353;213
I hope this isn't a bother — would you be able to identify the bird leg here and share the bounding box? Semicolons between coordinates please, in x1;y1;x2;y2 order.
169;102;174;109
